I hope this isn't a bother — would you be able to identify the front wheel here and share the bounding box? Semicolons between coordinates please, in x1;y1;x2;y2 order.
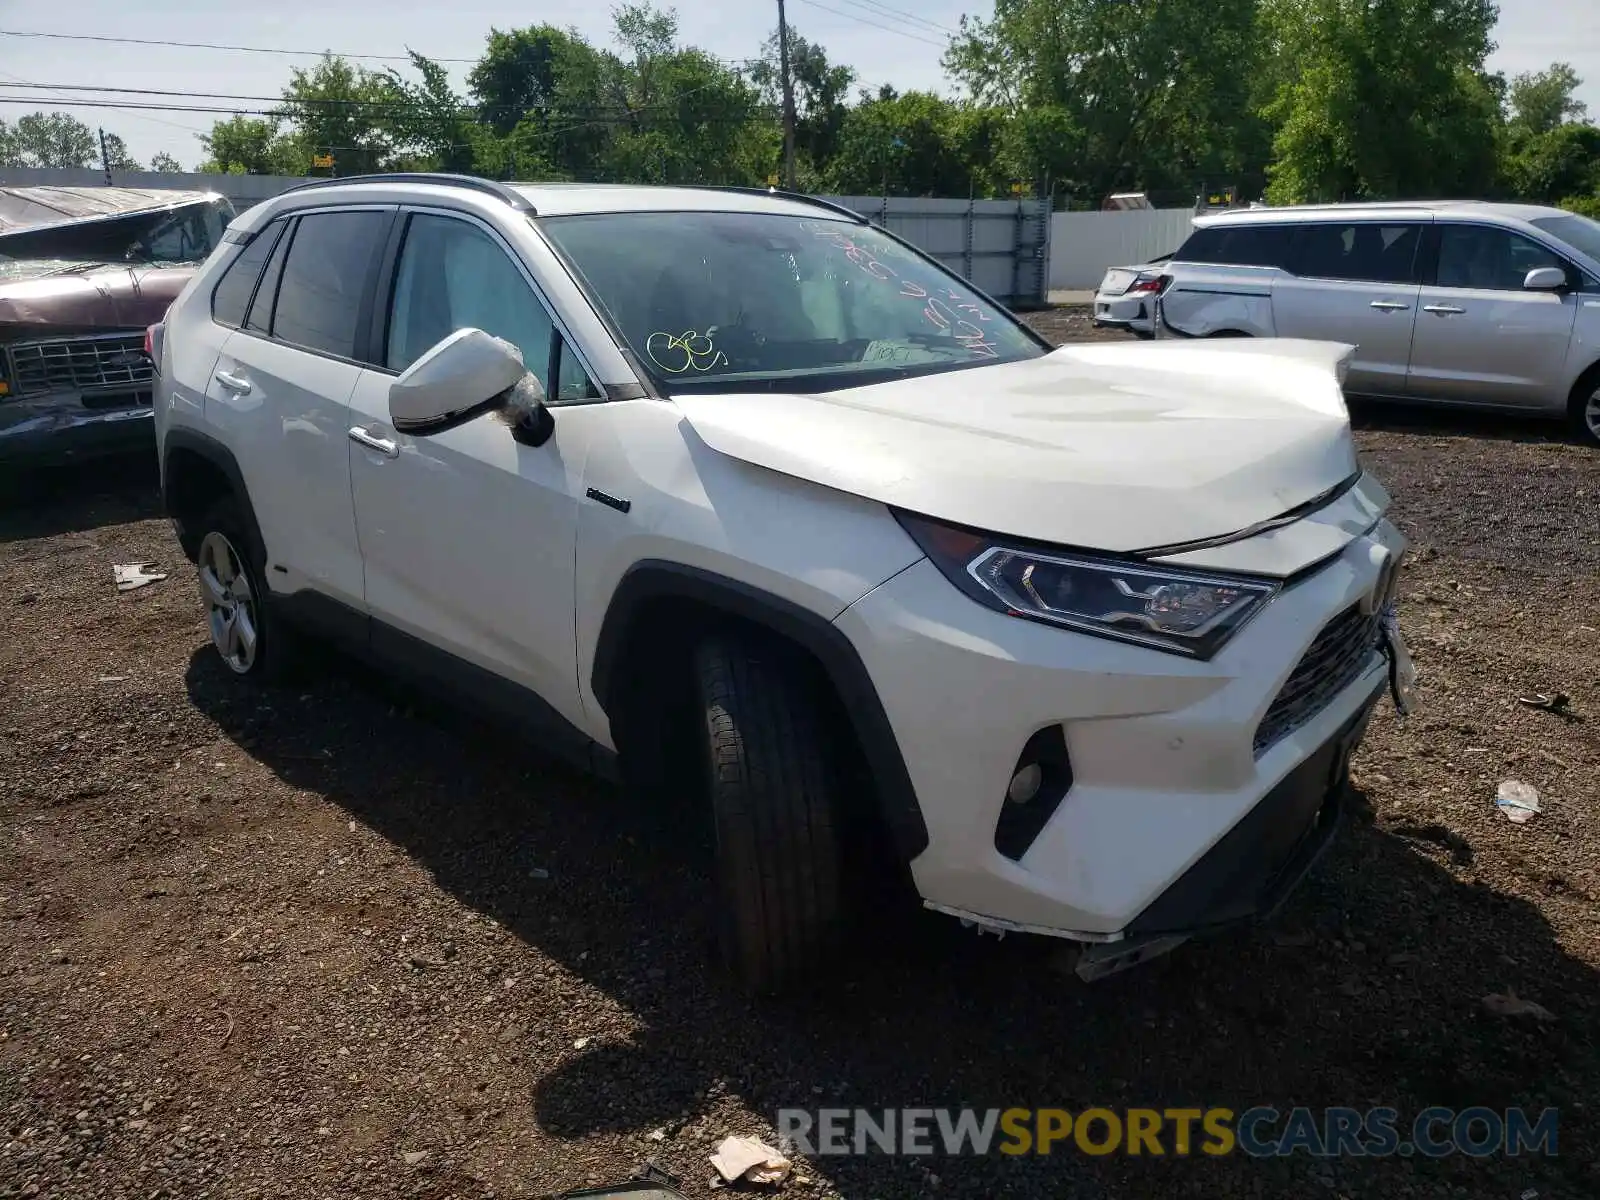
1570;374;1600;448
693;635;845;994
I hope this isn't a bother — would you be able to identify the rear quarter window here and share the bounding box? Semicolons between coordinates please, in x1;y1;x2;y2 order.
209;223;283;328
1175;224;1293;268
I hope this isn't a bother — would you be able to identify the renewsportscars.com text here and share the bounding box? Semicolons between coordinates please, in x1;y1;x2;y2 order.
776;1106;1559;1159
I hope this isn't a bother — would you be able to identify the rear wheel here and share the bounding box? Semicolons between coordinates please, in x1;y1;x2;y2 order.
693;634;845;994
194;498;296;682
1570;370;1600;448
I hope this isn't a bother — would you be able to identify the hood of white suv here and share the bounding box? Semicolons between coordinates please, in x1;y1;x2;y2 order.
673;338;1361;553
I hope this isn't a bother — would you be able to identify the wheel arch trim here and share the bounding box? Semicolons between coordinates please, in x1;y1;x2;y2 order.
591;560;930;862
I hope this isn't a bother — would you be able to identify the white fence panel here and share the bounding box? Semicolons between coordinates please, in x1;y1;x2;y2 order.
1048;208;1196;290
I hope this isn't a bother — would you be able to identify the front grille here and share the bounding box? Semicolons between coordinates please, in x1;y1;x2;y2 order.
6;334;152;395
1255;605;1382;757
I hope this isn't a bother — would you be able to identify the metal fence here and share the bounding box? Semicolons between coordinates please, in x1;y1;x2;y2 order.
0;169;1054;308
1048;207;1197;290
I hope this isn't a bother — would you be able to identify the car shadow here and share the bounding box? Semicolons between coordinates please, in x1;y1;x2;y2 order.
183;646;1596;1199
0;452;163;544
1346;398;1584;447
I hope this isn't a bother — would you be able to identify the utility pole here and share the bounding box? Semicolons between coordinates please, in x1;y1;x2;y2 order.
97;127;113;185
776;0;797;191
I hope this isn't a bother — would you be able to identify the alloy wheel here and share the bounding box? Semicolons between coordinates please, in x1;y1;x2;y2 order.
1586;386;1600;444
198;531;259;675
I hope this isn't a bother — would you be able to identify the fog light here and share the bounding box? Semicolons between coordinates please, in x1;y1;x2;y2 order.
993;726;1073;861
1007;763;1043;805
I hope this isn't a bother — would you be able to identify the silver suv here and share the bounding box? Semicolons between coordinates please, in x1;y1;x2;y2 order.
1095;202;1600;445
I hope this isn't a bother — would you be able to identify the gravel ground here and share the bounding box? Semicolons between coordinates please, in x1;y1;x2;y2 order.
3;310;1597;1200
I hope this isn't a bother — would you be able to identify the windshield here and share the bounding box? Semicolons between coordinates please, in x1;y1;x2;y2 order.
539;210;1045;392
0;196;232;270
1530;213;1600;266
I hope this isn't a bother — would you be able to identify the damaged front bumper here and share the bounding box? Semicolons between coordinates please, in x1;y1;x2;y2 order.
0;390;155;464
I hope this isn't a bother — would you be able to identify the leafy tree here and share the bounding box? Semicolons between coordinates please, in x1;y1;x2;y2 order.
384;51;479;172
1257;0;1502;203
1503;121;1600;204
149;152;184;172
946;0;1266;206
827;88;973;196
1508;63;1587;136
9;111;97;168
100;132;140;171
749;27;855;186
275;54;398;176
198;116;303;175
468;26;580;138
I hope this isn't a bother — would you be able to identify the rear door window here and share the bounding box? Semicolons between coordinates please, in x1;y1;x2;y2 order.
210;222;283;328
271;210;388;360
1290;222;1424;284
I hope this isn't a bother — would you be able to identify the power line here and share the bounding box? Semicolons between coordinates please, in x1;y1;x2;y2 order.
0;68;206;135
831;0;958;37
789;0;948;49
0;94;782;126
0;27;478;64
0;28;764;73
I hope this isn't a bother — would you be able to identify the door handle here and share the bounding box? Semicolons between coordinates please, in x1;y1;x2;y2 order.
214;370;252;394
1368;301;1411;311
1422;304;1466;315
348;426;399;458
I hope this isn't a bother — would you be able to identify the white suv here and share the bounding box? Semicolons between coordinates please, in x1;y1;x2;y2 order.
150;173;1416;991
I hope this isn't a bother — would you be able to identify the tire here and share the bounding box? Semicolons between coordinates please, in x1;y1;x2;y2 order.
193;497;297;683
693;634;845;994
1569;369;1600;448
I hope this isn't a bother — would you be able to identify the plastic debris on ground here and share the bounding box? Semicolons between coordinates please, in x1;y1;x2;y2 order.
1494;780;1542;824
113;561;168;592
1482;990;1556;1022
709;1136;792;1186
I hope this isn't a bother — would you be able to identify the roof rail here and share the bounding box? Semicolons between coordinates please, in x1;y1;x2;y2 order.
693;185;867;224
279;172;535;214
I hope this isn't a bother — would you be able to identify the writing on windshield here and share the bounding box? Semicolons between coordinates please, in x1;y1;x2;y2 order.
798;221;1001;359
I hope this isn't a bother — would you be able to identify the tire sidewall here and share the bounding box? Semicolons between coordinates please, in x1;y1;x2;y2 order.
199;500;278;681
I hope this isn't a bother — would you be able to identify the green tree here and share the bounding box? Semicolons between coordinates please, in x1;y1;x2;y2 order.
826;88;972;196
946;0;1266;206
149;152;184;172
749;27;855;187
275;54;398;176
1257;0;1502;204
100;132;140;171
198;116;302;175
9;111;98;168
384;51;480;172
1508;62;1587;136
467;24;617;179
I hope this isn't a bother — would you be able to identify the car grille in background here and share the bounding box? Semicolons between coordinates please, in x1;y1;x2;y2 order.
1254;605;1382;757
6;334;152;395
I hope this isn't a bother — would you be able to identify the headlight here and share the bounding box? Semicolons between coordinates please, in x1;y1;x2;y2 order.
896;512;1279;660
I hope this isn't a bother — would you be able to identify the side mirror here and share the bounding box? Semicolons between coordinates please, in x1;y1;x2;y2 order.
387;327;552;445
1523;266;1567;292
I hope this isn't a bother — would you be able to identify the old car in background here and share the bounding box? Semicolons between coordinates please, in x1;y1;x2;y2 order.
0;186;235;465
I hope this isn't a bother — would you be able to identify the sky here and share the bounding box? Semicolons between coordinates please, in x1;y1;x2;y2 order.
0;0;1596;169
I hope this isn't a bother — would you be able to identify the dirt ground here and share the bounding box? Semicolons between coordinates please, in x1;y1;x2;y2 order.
3;311;1598;1200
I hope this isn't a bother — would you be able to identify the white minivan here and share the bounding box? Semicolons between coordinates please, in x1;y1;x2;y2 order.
1095;202;1600;445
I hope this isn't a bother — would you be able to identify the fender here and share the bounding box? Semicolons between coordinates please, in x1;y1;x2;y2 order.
591;560;930;862
161;426;266;564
